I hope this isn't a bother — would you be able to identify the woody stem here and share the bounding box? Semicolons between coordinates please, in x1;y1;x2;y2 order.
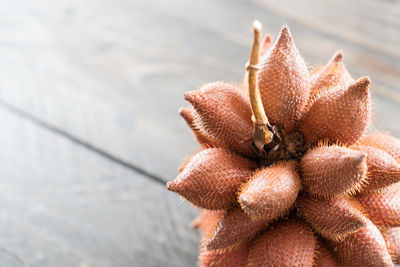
247;20;274;154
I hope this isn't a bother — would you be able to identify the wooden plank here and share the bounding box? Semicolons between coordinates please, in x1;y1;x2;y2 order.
0;0;399;183
251;0;400;60
0;107;199;266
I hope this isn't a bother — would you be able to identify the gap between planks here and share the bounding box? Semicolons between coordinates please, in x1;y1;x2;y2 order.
0;98;166;186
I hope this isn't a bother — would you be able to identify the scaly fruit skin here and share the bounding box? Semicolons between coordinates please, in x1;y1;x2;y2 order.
258;25;310;133
238;160;301;220
167;148;255;210
199;242;250;267
296;195;368;241
308;51;352;105
333;221;394;267
356;185;400;227
300;77;372;145
352;145;400;192
184;82;255;157
358;132;400;162
167;23;400;266
382;227;400;264
315;240;339;267
299;145;368;198
206;207;268;250
247;217;316;267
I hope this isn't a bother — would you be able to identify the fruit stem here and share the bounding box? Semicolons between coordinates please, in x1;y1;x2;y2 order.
247;20;274;153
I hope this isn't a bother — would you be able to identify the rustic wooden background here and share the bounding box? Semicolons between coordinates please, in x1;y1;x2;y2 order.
0;0;399;266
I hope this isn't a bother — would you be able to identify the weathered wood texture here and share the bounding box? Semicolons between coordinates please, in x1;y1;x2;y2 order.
0;0;398;266
1;0;399;181
0;107;199;266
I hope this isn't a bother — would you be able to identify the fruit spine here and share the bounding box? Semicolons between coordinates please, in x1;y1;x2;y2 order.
167;20;400;267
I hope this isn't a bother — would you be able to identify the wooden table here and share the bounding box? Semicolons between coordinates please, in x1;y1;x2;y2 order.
0;0;399;266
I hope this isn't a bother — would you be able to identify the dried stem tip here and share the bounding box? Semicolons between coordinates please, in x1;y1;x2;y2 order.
247;20;273;153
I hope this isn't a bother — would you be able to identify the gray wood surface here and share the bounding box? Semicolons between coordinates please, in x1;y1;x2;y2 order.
0;0;399;266
0;107;198;267
1;0;400;181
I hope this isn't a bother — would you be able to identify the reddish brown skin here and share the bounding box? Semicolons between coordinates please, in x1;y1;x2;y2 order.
297;195;368;241
356;185;400;227
206;207;268;250
199;242;250;267
258;25;310;133
177;153;193;173
300;145;368;198
192;209;225;236
382;227;400;264
167;23;399;266
184;82;254;157
354;145;400;192
259;34;273;56
308;51;352;106
247;217;316;267
239;160;301;219
334;221;393;267
359;132;400;163
167;148;255;210
300;77;371;145
179;107;215;147
315;240;339;267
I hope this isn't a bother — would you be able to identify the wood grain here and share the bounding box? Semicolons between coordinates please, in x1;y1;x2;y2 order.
0;107;198;266
0;0;399;266
0;0;399;182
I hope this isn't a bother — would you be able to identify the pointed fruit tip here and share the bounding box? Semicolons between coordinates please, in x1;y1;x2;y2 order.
332;50;344;62
179;107;193;122
275;23;293;49
183;90;198;105
264;34;272;42
350;76;371;93
166;180;177;192
280;23;290;34
279;23;292;36
178;107;188;116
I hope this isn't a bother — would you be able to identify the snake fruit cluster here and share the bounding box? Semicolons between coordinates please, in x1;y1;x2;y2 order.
167;23;400;267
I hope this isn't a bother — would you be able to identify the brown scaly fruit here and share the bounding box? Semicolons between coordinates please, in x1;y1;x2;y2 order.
382;227;400;264
167;20;400;266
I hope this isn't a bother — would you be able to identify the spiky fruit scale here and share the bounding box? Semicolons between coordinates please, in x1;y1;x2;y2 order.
199;242;250;267
300;77;371;145
353;145;400;192
382;227;400;264
167;148;255;209
184;82;254;157
167;21;399;266
333;221;394;267
258;25;310;133
260;34;273;56
308;51;352;105
297;195;368;241
206;207;267;250
356;185;400;227
192;209;225;236
179;107;214;147
359;132;400;162
247;217;316;267
299;145;367;198
315;240;338;267
239;160;301;219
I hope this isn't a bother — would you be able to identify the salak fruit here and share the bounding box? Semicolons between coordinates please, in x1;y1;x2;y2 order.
167;20;400;267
